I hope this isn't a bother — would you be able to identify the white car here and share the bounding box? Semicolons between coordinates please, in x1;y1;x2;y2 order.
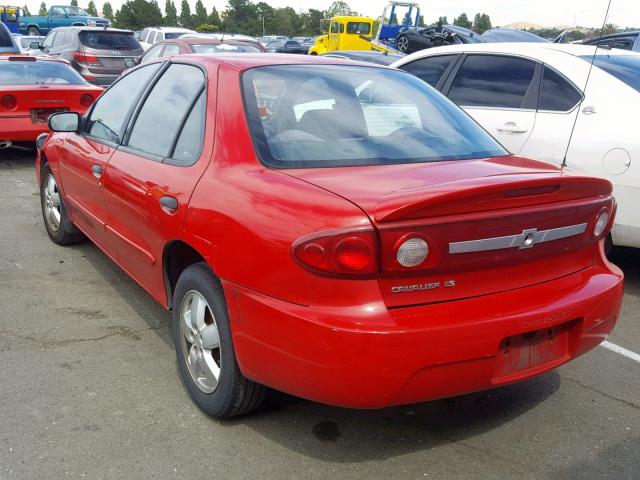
138;26;196;51
11;33;45;55
392;43;640;249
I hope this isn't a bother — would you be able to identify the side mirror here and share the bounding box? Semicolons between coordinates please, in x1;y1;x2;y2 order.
124;57;136;69
30;41;41;49
48;112;80;132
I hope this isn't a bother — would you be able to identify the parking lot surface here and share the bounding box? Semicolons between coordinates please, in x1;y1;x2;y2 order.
0;150;638;480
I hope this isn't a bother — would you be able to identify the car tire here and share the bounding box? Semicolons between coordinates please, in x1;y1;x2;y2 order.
397;34;410;52
40;164;86;245
172;262;266;419
27;26;40;36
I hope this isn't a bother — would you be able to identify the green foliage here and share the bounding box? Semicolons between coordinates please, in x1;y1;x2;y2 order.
38;1;47;15
472;13;491;33
70;0;77;6
324;0;357;17
86;0;98;16
602;23;620;35
22;4;31;16
194;0;207;26
115;0;162;30
418;15;425;27
102;1;114;20
208;6;220;26
453;12;472;29
179;0;191;27
437;16;448;25
197;23;218;32
164;0;177;25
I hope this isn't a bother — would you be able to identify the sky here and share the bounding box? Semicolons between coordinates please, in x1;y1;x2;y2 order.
21;0;639;29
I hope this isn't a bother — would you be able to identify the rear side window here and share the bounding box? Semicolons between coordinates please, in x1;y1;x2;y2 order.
79;31;140;50
401;55;457;87
86;63;160;143
538;66;581;111
127;64;205;159
448;55;537;108
171;93;206;166
163;44;180;56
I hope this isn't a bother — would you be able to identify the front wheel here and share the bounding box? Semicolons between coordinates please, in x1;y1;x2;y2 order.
397;35;410;52
27;26;40;36
172;263;266;418
40;165;85;245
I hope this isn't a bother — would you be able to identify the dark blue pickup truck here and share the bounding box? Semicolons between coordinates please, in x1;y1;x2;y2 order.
18;5;109;35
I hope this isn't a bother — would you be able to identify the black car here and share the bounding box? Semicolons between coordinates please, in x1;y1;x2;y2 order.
265;39;307;54
321;50;405;66
580;31;640;51
396;25;483;54
34;27;142;85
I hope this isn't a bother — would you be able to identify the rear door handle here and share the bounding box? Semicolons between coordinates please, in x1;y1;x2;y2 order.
582;106;596;115
91;164;102;178
159;195;178;213
497;122;528;134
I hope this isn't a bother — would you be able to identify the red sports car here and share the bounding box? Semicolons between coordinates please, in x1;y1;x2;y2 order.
0;56;102;148
36;54;623;418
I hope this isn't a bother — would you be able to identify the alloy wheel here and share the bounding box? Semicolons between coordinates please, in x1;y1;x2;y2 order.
180;290;222;394
397;36;409;51
43;174;61;233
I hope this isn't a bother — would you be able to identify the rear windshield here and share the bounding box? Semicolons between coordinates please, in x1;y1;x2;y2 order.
582;54;640;93
242;65;506;168
79;31;140;50
192;43;260;53
165;32;186;40
0;61;86;84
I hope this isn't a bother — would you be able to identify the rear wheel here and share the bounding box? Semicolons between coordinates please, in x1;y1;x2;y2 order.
397;34;410;52
40;165;85;245
27;26;40;36
172;263;266;418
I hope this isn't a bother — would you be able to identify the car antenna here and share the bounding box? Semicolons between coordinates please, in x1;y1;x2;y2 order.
561;0;612;168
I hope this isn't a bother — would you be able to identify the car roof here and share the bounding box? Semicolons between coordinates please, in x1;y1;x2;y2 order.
159;37;258;46
391;42;640;65
56;26;133;33
147;26;195;32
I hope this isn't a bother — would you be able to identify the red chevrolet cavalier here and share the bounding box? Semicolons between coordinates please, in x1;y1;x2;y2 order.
0;56;102;148
36;54;623;418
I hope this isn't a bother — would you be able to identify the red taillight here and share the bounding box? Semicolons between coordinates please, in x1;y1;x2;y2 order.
80;93;94;108
72;52;99;64
292;228;377;277
1;94;17;110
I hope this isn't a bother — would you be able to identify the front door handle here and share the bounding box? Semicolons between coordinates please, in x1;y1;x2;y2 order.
497;122;528;134
159;195;178;213
582;105;596;115
91;164;102;178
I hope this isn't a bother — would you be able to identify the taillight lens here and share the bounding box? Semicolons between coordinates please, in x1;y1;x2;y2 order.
594;209;611;238
72;52;99;64
396;237;429;267
292;228;377;277
1;94;17;110
80;94;94;108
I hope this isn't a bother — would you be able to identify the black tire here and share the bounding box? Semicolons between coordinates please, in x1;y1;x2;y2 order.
397;34;410;53
172;263;266;419
604;234;614;259
40;164;86;245
27;26;40;36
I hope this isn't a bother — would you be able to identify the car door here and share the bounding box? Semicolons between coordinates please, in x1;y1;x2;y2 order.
57;62;162;259
443;54;539;154
161;42;180;58
102;62;213;303
47;29;69;57
49;6;68;29
518;66;583;164
399;54;461;89
140;43;164;63
40;30;56;54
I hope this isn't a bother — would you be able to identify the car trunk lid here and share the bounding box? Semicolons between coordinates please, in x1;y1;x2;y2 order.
2;85;102;121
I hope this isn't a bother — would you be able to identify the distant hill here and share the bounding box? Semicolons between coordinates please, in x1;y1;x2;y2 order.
503;21;546;30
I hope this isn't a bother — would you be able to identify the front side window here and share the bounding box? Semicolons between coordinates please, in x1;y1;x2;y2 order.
448;55;537;109
347;22;371;35
50;7;64;16
401;55;458;87
539;66;582;111
42;32;56;48
330;22;339;34
243;65;507;168
585;54;640;93
127;64;205;158
163;44;180;56
64;6;88;15
85;63;161;143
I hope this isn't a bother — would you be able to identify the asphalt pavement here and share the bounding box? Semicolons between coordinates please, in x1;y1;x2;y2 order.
0;149;638;480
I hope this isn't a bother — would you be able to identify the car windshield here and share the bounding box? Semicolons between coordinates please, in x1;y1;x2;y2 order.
267;40;285;47
582;54;640;93
243;65;507;168
78;31;140;50
0;61;87;84
165;32;186;39
64;6;88;15
192;43;260;53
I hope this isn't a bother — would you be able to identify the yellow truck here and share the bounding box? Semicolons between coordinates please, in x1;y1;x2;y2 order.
308;16;396;55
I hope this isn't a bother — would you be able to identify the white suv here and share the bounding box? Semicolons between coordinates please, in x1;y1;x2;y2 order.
138;26;196;51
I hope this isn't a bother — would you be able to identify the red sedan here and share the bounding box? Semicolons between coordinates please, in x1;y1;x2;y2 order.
36;54;623;418
0;56;102;148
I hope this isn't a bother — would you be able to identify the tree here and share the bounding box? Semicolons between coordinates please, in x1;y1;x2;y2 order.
22;4;31;15
70;0;77;6
437;16;448;25
324;1;357;18
453;12;472;29
273;7;298;36
602;23;620;35
38;2;47;15
223;0;257;34
194;0;207;27
102;1;114;20
164;0;177;25
208;6;220;26
472;13;491;33
115;0;162;30
418;15;425;27
86;0;98;16
179;0;192;28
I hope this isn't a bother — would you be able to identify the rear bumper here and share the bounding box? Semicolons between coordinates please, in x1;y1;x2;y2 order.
225;259;623;409
0;117;47;141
